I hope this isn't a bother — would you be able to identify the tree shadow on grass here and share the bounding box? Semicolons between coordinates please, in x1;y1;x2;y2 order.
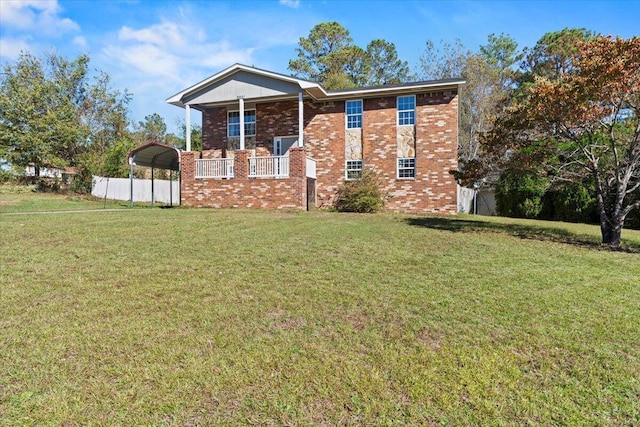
404;217;640;253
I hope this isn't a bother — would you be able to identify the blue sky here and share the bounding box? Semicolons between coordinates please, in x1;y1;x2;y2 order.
1;0;638;134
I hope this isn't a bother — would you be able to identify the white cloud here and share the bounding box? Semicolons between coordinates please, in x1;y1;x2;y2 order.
104;43;181;79
196;41;254;69
118;22;188;48
279;0;300;9
103;18;254;86
97;4;307;133
0;37;32;60
73;36;88;49
0;0;80;36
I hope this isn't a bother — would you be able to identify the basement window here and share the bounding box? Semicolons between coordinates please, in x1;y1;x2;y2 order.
346;160;363;180
397;157;415;179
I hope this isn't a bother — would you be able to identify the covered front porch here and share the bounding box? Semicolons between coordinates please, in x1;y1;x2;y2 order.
180;146;316;210
194;153;316;180
166;64;324;210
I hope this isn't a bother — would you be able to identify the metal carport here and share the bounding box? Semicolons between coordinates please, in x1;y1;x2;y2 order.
128;142;181;207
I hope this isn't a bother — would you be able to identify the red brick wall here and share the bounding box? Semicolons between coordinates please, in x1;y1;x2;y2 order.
181;148;307;209
413;91;459;213
190;90;458;214
303;91;459;214
203;101;302;157
303;100;345;208
202;108;226;151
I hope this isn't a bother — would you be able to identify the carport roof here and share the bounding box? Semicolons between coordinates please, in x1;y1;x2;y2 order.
128;142;181;171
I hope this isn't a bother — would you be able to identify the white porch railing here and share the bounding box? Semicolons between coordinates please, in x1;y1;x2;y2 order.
249;156;289;178
195;158;234;179
306;157;316;179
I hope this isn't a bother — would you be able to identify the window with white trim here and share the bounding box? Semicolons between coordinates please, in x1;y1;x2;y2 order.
397;157;415;179
397;95;415;126
345;160;363;180
228;110;256;137
346;100;363;129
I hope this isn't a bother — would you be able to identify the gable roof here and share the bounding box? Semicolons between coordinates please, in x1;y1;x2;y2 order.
128;142;181;171
167;64;327;108
167;63;465;109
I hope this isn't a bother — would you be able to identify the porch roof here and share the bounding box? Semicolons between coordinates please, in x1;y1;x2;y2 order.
167;64;326;109
128;142;181;171
167;63;465;110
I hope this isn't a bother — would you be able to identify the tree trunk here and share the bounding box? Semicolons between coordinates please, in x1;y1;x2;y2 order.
594;176;625;248
600;214;623;247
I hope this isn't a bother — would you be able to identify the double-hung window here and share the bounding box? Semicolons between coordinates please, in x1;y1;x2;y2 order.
346;160;363;180
346;100;363;129
345;100;363;179
397;95;416;178
397;157;415;179
397;95;415;126
228;110;256;137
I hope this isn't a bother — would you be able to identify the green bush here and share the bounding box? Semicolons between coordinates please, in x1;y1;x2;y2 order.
335;168;385;213
70;166;93;194
626;200;640;230
496;170;638;229
0;183;37;194
544;181;598;223
495;170;549;218
36;177;61;193
0;169;14;183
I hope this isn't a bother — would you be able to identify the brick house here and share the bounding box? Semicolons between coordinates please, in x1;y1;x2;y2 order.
167;64;464;213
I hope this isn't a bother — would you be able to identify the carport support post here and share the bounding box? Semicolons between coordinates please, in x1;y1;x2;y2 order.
129;157;134;208
151;166;155;208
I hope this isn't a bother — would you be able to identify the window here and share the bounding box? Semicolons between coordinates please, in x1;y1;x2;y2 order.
228;110;256;137
397;95;415;126
346;100;363;129
397;157;415;179
346;160;363;180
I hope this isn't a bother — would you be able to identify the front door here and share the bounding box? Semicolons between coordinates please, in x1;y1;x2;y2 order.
274;136;298;156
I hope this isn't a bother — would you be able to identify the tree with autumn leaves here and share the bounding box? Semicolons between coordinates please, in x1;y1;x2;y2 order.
476;36;640;247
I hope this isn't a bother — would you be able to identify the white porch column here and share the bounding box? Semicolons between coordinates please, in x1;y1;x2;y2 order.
298;91;304;147
238;96;245;151
185;104;191;152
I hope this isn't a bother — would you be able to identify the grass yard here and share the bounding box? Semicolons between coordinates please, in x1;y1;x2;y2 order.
0;189;131;213
1;193;639;425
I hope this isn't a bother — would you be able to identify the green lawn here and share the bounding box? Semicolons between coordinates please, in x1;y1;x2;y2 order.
1;194;639;425
0;188;131;213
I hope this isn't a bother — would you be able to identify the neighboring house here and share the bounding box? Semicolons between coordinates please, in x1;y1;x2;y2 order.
25;164;76;184
167;64;464;213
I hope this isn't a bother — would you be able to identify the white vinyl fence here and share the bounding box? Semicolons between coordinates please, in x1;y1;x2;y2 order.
457;185;496;215
92;176;180;205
